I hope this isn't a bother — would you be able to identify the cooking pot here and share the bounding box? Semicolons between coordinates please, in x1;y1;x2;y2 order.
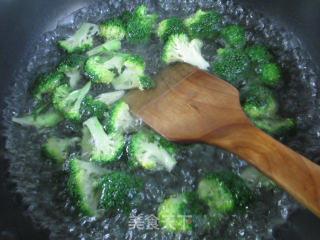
1;0;320;239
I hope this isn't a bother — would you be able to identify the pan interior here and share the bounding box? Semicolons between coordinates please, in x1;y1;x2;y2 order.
3;0;320;239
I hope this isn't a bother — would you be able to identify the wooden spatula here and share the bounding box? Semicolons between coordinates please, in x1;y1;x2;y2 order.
123;63;320;217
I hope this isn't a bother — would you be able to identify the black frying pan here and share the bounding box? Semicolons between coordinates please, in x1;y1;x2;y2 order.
1;0;320;239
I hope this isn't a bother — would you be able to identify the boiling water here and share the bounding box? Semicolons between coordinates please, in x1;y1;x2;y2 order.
3;0;320;239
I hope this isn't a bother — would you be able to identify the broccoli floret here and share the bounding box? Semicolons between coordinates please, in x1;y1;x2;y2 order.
184;10;221;39
80;94;108;121
243;97;277;119
57;54;86;88
157;135;180;156
57;54;86;73
126;5;158;44
120;53;146;73
31;71;65;101
128;130;178;172
41;137;80;163
81;116;124;163
111;54;154;90
240;166;276;190
94;90;125;106
138;75;155;89
58;23;99;53
157;192;205;233
120;11;132;27
211;48;250;85
241;86;294;135
162;34;209;70
241;85;277;119
105;100;137;134
197;172;253;214
112;74;154;91
12;109;63;128
99;18;126;41
67;157;111;216
86;40;121;57
259;63;281;87
252;117;295;136
85;55;124;83
245;45;272;64
52;82;91;122
98;171;142;213
157;17;187;42
221;25;246;49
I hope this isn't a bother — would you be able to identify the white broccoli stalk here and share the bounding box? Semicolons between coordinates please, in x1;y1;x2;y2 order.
94;90;125;106
81;116;124;163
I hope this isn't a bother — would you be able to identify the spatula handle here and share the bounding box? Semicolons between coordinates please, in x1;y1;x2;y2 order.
203;123;320;217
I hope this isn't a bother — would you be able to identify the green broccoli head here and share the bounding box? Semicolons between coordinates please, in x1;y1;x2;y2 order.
122;53;146;72
157;17;187;42
58;23;99;53
138;75;155;89
252;117;295;136
86;40;121;57
184;9;221;39
41;136;80;163
241;85;277;119
259;63;281;87
52;82;91;122
158;192;205;233
98;171;142;213
12;109;63;128
67;157;111;216
162;34;209;70
85;55;124;83
221;25;246;48
128;130;178;172
99;18;126;41
197;171;253;213
126;5;158;44
120;11;132;27
105;100;137;134
111;54;154;90
80;94;108;121
57;54;86;88
57;54;86;73
245;45;272;64
81;116;124;163
31;71;65;101
211;48;250;86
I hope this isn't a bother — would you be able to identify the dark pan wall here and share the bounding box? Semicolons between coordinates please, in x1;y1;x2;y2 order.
0;0;319;239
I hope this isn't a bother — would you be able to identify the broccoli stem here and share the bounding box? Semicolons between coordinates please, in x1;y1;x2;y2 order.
66;69;82;89
12;109;63;128
94;90;125;106
86;40;121;57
